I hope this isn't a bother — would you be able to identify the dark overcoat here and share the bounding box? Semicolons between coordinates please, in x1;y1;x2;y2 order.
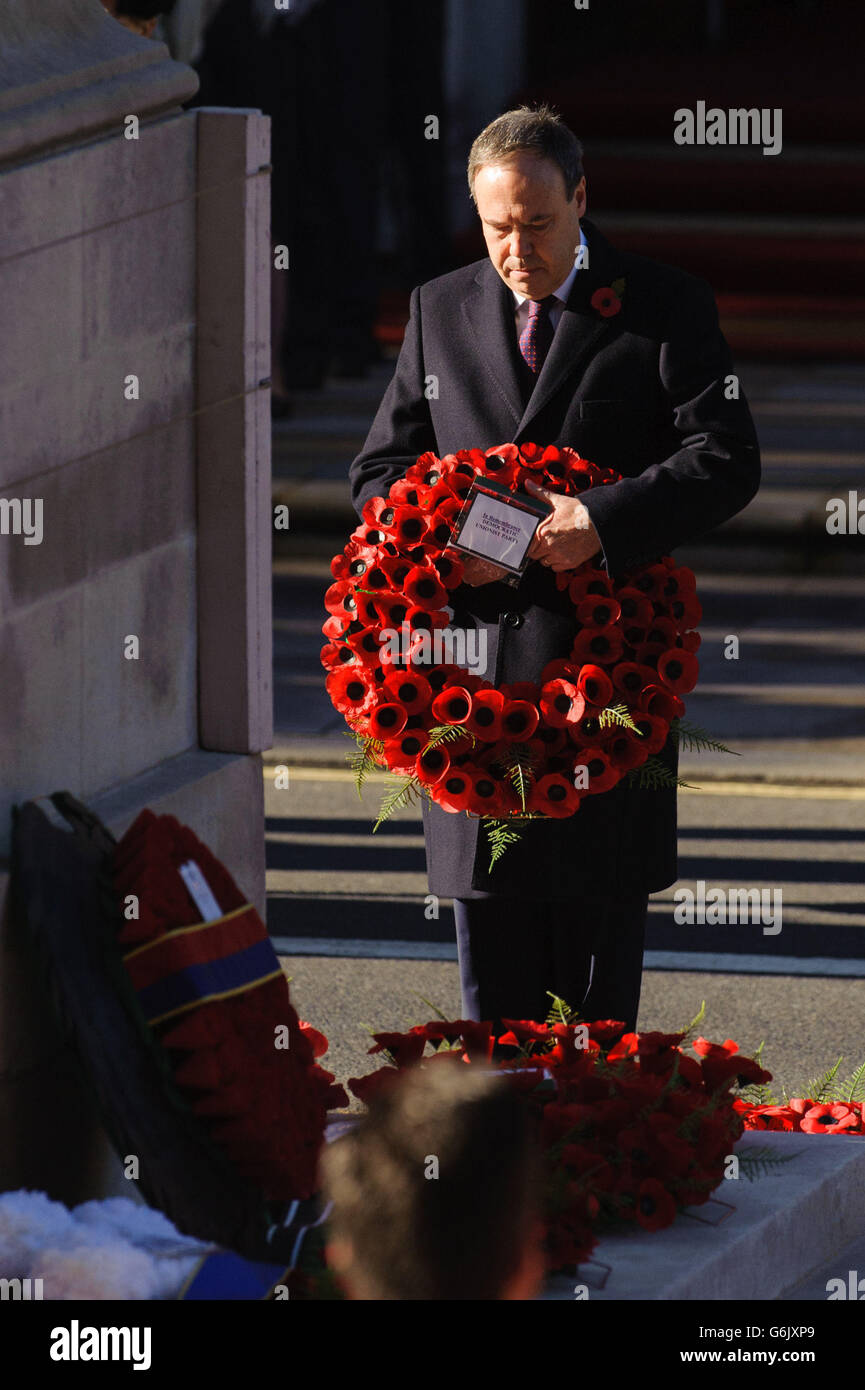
349;219;760;900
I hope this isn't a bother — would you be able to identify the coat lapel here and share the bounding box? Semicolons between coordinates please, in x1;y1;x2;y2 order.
461;260;526;430
460;220;628;442
516;219;627;439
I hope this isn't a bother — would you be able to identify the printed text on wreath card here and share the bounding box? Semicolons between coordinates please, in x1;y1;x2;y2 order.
459;497;537;564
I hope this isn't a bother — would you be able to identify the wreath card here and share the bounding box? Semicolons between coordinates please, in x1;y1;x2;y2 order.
445;474;553;582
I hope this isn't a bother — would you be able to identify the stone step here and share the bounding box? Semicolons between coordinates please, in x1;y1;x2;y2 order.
542;1131;865;1301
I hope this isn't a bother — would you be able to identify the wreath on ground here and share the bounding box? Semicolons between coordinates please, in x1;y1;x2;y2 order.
323;444;728;865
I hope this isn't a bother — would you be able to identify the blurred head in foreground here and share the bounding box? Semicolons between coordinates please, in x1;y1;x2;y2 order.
319;1062;546;1300
101;0;176;39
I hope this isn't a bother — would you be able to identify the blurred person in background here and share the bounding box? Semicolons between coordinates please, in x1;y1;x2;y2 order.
319;1063;546;1301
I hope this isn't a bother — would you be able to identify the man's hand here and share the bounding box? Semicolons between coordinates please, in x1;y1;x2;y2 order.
524;477;603;572
456;553;511;587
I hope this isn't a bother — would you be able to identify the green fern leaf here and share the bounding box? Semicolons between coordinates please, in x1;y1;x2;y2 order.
484;818;524;870
545;992;579;1027
423;723;477;753
628;756;698;791
373;775;422;832
678;999;707;1046
598;702;640;733
843;1059;865;1103
670;718;740;757
804;1057;844;1104
412;993;450;1022
348;736;385;798
737;1147;802;1182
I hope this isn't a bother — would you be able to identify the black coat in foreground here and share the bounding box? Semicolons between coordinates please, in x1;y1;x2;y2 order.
349;219;760;901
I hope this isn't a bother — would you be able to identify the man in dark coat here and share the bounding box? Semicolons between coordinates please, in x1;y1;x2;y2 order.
349;105;760;1032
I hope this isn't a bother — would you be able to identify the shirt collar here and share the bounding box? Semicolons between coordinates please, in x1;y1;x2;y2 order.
511;225;588;311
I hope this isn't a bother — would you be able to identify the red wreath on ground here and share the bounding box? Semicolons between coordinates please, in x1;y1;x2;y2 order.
113;811;347;1201
323;445;702;822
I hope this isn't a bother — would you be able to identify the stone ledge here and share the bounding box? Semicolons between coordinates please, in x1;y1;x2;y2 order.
0;0;198;169
543;1131;865;1300
90;746;267;921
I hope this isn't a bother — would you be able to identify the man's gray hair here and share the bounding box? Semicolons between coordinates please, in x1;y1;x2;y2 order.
467;104;584;203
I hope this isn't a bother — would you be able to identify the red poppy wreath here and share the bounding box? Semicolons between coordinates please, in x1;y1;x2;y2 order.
323;444;723;867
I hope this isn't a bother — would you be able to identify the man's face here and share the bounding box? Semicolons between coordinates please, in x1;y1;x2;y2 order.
474;153;586;300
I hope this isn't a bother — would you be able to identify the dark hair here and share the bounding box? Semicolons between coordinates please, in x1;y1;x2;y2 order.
468;103;584;202
319;1063;543;1300
116;0;177;18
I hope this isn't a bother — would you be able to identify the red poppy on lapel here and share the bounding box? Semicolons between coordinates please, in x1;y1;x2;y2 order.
592;286;625;321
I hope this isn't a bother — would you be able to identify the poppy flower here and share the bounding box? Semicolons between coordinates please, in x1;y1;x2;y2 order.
540;679;586;729
320;640;356;672
631;713;669;755
361;496;398;531
466;688;506;741
392;506;429;547
347;1069;403;1104
382;670;432;713
435;770;474;812
615;586;653;629
427;499;463;549
367;702;408;742
431;685;474;725
576;664;613;710
643;615;678;649
387;479;425;508
528;773;581;817
382;728;428;773
796;1103;862;1134
610;661;656;699
637;683;685;722
681;630;701;653
499;699;540;742
331;546;374;582
432;552;464;589
587;1019;629;1046
367;1027;429;1065
569;570;613;606
590;286;622;319
415;745;451;785
326;666;374;716
734;1101;799;1132
324;580;361;620
403;564;448;611
466;771;507;816
403;604;450;636
669;593;703;630
634;1180;678;1232
517;441;546;469
604;729;649;772
657;647;699;694
571;625;624;666
629;564;669;601
375;594;412;631
576;596;621;629
480;453;518;487
539;658;582;686
515;731;559;769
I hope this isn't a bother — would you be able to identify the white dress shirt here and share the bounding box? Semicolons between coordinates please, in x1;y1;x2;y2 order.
511;226;588;339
